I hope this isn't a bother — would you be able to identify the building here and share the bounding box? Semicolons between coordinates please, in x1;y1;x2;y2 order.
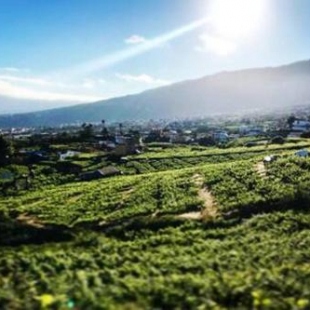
213;131;229;143
56;162;83;175
114;136;143;157
59;151;80;161
239;125;264;136
292;120;310;132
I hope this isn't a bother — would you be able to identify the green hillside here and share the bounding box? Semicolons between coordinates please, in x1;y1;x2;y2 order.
1;150;310;309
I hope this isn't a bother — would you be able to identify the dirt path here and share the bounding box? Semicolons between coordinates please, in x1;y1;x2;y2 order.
254;162;267;179
192;174;204;186
67;194;83;203
178;174;218;220
17;213;45;229
122;188;134;200
199;187;218;220
178;212;201;220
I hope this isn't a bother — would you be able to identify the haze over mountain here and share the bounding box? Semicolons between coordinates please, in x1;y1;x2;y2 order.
0;96;79;115
1;59;310;127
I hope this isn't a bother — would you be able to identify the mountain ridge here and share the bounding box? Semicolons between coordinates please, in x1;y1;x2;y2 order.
1;59;310;127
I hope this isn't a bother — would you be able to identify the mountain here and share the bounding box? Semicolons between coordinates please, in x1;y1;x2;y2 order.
1;60;310;127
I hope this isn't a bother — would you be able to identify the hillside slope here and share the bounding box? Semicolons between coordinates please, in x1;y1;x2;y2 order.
1;59;310;127
1;156;310;309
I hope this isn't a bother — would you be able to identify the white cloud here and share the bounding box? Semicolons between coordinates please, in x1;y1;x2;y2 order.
82;78;106;89
0;69;108;102
0;67;21;73
0;75;51;86
82;79;95;89
124;35;147;45
0;79;101;102
116;73;170;85
196;34;237;56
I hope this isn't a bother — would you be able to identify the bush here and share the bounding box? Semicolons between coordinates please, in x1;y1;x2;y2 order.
270;136;285;145
0;168;14;184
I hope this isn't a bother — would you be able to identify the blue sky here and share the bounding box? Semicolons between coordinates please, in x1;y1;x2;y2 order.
1;0;310;111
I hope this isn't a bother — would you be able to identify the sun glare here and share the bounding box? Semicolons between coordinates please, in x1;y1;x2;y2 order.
209;0;267;39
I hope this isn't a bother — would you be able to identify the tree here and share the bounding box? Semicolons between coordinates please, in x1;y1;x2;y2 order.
0;136;14;166
287;115;296;129
102;127;109;139
198;136;216;147
101;119;109;138
301;131;310;139
270;135;285;145
119;123;123;135
79;123;94;140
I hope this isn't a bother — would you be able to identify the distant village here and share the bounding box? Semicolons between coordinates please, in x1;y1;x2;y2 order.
1;112;310;148
1;111;310;193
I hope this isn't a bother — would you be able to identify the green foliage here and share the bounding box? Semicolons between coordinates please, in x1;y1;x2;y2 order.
0;136;14;165
6;164;28;176
79;123;94;140
270;136;285;145
1;148;310;309
0;168;14;184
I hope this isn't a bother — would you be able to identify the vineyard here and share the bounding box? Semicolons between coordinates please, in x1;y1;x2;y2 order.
92;141;310;176
1;147;310;309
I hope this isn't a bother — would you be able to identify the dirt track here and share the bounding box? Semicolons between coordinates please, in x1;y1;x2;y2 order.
178;174;218;220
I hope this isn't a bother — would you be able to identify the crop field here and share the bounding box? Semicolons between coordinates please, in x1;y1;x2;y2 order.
131;141;310;160
1;147;310;309
82;141;310;176
119;141;310;175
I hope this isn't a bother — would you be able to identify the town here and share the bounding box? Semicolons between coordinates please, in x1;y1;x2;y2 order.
1;110;310;194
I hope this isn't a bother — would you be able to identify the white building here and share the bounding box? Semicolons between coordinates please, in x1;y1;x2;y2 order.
59;151;80;161
292;120;310;132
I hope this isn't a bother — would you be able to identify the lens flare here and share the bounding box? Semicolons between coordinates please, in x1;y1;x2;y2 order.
209;0;267;39
54;18;208;78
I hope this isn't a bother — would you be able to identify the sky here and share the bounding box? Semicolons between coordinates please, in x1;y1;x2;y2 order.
1;0;310;113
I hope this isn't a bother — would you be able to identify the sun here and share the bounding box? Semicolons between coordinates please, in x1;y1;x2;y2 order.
208;0;267;39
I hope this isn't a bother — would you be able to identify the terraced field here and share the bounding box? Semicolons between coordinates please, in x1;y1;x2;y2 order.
1;150;310;309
